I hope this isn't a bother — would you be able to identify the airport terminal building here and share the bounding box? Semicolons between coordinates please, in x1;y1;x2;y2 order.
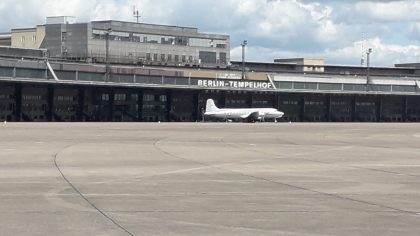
1;17;420;122
9;16;230;67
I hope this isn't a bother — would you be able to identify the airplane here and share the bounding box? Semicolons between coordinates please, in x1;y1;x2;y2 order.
204;99;284;122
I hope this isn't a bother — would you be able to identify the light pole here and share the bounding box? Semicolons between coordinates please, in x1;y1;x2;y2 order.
366;48;373;91
241;40;247;80
105;28;112;82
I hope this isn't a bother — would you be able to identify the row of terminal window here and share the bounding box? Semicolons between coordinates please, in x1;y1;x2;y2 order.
101;93;128;101
23;95;43;101
143;105;166;110
143;52;228;65
0;94;14;100
283;101;299;105
0;104;14;111
100;93;167;103
143;94;167;102
22;104;47;111
55;105;76;112
20;35;37;43
305;101;325;106
356;102;376;106
226;100;246;105
331;101;349;106
92;30;227;49
146;53;192;63
55;96;76;102
253;100;269;105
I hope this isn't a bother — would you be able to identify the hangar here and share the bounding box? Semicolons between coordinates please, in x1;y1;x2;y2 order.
0;55;420;122
0;17;420;122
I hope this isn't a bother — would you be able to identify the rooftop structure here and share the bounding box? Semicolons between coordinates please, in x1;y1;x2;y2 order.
274;58;325;65
274;58;325;73
46;16;76;25
395;63;420;69
0;33;11;46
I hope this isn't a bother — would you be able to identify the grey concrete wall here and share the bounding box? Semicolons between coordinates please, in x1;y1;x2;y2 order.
93;21;200;38
0;47;45;58
88;39;229;66
44;24;64;57
64;24;89;58
0;38;11;46
89;21;230;65
44;23;90;58
42;21;230;66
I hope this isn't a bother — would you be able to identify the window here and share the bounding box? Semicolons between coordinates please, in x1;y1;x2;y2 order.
32;35;36;42
161;54;165;62
55;96;75;102
22;95;42;101
21;36;25;43
160;95;167;102
220;53;227;64
167;54;172;62
153;54;158;61
115;94;126;101
174;55;179;62
101;93;109;101
131;94;138;101
143;94;155;102
199;51;217;64
89;30;227;49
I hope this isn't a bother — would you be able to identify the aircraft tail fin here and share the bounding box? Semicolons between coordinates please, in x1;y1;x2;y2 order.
206;99;219;113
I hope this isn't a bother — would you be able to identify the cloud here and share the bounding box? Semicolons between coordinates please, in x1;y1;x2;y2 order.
0;0;419;66
232;37;420;66
332;0;420;23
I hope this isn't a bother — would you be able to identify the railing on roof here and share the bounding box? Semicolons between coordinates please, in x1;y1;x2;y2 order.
0;64;419;95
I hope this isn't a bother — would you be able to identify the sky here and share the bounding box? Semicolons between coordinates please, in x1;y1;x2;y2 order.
1;0;420;66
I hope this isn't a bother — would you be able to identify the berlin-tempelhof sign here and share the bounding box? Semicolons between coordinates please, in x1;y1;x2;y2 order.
198;80;275;90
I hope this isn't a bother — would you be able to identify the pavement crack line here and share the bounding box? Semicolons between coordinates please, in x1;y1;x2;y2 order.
154;138;418;216
219;138;419;216
53;143;135;236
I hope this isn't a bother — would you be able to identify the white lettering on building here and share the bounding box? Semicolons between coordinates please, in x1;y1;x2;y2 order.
198;80;274;90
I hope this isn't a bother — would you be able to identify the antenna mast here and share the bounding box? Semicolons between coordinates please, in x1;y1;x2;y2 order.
133;6;141;23
361;36;365;66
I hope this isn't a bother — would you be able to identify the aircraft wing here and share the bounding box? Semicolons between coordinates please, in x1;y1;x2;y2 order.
240;111;260;119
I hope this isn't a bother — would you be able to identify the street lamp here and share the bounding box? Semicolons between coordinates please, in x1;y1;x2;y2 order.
241;40;247;80
366;48;373;91
105;28;112;81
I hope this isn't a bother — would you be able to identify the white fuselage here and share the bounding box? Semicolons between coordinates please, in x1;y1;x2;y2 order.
205;108;284;120
204;99;284;122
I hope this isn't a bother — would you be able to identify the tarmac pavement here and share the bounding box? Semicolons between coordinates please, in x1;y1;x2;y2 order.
1;123;420;235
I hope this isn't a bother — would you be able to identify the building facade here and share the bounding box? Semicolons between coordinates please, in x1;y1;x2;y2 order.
10;17;230;67
1;57;420;123
11;26;45;49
